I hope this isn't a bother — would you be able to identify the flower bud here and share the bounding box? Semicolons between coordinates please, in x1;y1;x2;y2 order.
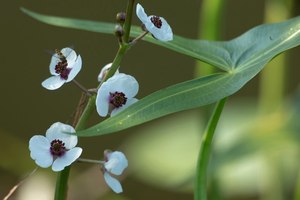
114;24;124;38
116;12;126;23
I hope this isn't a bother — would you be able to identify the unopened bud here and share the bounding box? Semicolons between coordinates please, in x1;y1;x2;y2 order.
114;24;124;38
116;12;126;23
98;63;119;82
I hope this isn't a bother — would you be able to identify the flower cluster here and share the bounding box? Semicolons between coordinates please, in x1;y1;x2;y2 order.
29;2;173;196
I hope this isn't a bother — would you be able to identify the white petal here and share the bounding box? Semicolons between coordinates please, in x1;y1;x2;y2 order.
29;135;53;168
98;63;120;82
105;151;128;175
62;47;77;63
146;16;173;42
29;135;50;153
96;82;111;117
136;3;149;24
42;76;65;90
52;147;82;172
105;73;139;98
66;55;82;82
111;98;138;116
103;172;123;193
46;122;77;149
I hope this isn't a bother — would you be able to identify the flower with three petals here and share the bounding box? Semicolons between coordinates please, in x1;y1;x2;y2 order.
42;47;82;90
29;122;82;172
96;73;139;117
136;3;173;41
103;151;128;193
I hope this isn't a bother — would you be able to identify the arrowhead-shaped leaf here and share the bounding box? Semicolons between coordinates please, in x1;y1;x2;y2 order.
20;8;300;136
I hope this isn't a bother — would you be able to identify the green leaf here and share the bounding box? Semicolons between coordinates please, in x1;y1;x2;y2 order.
21;8;300;71
20;8;300;136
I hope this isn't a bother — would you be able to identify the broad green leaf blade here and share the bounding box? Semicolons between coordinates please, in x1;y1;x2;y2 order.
20;7;300;136
76;68;257;137
20;7;230;71
20;8;300;72
76;19;300;137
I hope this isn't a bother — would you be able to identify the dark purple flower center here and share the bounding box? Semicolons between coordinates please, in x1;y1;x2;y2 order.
50;139;66;157
55;60;71;80
150;16;162;28
109;92;127;108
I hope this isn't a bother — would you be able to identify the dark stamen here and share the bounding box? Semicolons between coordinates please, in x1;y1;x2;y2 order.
50;139;66;157
55;60;71;80
150;16;162;28
109;92;127;108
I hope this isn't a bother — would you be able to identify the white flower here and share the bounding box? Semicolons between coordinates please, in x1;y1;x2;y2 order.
42;47;82;90
96;73;139;117
97;63;119;83
29;122;82;172
103;151;128;193
136;3;173;41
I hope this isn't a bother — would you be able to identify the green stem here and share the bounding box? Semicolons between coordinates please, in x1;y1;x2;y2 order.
123;0;135;43
101;0;135;84
194;97;227;200
54;95;96;200
54;166;71;200
75;95;96;131
101;45;129;85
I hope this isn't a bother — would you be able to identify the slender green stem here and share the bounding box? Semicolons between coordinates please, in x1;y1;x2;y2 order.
123;0;135;43
54;166;71;200
101;45;129;85
54;95;97;200
101;0;135;84
194;97;227;200
75;95;96;131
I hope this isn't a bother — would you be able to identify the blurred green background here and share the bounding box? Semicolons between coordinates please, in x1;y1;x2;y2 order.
1;0;300;199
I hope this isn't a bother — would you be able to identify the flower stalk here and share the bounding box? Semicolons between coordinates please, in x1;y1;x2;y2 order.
130;31;149;44
72;79;92;96
77;158;105;164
